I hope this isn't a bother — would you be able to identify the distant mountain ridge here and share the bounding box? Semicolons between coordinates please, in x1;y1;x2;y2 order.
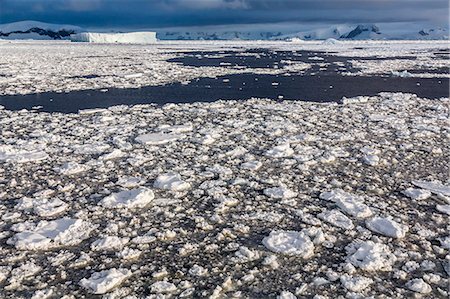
0;21;448;41
0;20;82;40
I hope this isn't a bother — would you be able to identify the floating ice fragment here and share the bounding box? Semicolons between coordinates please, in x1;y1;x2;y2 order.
99;149;125;161
117;177;145;188
8;218;93;250
406;278;432;294
366;217;408;238
262;230;314;258
403;188;432;200
99;188;154;208
0;145;48;163
347;241;396;272
80;268;132;294
241;160;262;171
54;162;88;175
318;209;354;229
91;236;130;251
151;281;177;293
320;189;373;218
436;204;450;215
265;143;294;158
135;133;182;145
154;173;190;191
362;154;380;166
277;291;297;299
340;274;373;292
412;180;450;197
264;187;297;200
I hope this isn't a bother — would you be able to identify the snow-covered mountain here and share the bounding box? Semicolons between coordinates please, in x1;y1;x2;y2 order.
0;21;82;40
282;24;448;41
0;21;447;41
158;31;283;40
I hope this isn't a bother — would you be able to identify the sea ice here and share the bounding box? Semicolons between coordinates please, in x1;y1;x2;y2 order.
91;236;130;251
340;274;373;292
8;218;93;250
403;188;432;200
99;188;154;208
54;162;89;175
153;173;191;191
135;133;183;145
262;230;314;258
412;180;450;197
318;209;354;229
263;187;298;200
366;216;408;238
405;278;432;294
347;241;397;271
320;189;373;218
79;268;132;294
265;143;294;158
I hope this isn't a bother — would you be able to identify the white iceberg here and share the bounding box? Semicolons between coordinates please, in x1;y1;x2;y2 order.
71;32;156;44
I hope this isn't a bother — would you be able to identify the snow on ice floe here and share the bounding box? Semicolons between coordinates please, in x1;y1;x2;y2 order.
402;188;432;200
318;209;354;229
8;218;93;250
135;132;183;145
54;162;89;175
265;143;294;158
0;145;48;163
405;278;432;294
0;87;449;297
340;274;373;292
347;240;397;271
365;216;408;238
16;197;68;217
320;189;373;218
153;173;191;191
262;230;314;258
412;180;450;197
80;268;132;294
99;188;154;208
263;186;297;200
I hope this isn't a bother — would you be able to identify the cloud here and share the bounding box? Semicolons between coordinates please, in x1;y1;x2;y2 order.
0;0;448;28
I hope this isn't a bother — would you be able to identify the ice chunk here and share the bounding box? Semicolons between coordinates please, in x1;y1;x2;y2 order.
79;268;132;294
277;291;297;299
0;145;48;163
8;218;93;250
153;173;190;191
241;160;262;171
99;149;125;161
412;180;450;197
71;31;156;44
403;188;432;200
436;204;450;215
264;187;297;200
265;143;294;158
262;230;314;258
347;241;396;271
151;281;177;293
318;209;354;229
366;216;408;238
406;278;432;294
99;188;154;209
91;236;130;251
54;162;88;175
362;154;380;166
340;274;373;292
320;189;373;218
135;133;182;145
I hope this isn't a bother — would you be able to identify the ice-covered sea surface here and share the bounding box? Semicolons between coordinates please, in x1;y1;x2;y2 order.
0;40;449;298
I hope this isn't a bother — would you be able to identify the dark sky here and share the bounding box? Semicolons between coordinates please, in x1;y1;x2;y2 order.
0;0;448;29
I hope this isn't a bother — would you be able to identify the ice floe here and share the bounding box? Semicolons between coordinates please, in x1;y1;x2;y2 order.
99;188;154;208
262;230;314;258
8;218;93;250
365;216;408;238
80;268;132;294
153;173;191;191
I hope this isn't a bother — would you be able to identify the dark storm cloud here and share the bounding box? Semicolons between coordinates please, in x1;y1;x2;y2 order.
0;0;448;28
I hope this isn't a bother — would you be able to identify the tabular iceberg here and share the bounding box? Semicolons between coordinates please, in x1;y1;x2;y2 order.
71;32;157;44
